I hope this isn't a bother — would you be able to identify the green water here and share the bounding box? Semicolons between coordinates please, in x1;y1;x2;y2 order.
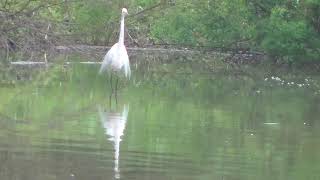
0;61;320;180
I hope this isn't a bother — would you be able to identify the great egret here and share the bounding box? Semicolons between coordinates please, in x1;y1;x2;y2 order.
99;8;131;95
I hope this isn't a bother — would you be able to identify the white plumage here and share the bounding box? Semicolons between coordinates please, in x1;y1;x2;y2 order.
99;8;131;79
100;42;130;78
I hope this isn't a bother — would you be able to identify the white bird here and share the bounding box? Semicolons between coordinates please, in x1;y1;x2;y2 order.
99;8;130;93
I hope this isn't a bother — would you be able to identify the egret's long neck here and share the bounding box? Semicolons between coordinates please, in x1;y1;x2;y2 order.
118;15;125;44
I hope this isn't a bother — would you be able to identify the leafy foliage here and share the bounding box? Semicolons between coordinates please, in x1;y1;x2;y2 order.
1;0;320;63
261;7;310;62
149;0;320;62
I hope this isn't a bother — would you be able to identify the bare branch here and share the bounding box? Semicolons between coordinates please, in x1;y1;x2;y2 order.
130;3;163;18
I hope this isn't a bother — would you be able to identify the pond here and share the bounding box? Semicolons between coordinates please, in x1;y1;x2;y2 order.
0;54;320;180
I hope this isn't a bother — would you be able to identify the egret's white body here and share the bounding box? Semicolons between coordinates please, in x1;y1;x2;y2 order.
99;8;130;79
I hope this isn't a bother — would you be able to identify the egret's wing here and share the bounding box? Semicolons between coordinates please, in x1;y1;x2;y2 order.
99;43;118;74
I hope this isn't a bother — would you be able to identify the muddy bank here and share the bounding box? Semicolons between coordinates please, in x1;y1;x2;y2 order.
54;45;266;63
2;45;267;66
5;45;266;75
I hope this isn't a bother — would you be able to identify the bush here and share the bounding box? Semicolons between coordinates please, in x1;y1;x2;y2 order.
260;7;320;63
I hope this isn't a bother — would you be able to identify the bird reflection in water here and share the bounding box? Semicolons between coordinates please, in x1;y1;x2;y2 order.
98;104;129;179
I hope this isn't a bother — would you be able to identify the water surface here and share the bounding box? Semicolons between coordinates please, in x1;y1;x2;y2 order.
0;58;320;180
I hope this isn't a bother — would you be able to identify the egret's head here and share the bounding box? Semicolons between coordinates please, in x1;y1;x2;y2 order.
122;8;128;16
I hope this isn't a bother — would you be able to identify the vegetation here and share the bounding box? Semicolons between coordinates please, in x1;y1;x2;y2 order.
0;0;319;63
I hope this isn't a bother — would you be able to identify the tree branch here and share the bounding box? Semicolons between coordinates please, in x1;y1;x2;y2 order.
130;2;163;18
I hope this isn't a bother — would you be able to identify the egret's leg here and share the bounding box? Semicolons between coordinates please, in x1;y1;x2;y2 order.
109;93;112;107
115;76;119;98
108;73;113;106
115;92;118;105
110;73;113;94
